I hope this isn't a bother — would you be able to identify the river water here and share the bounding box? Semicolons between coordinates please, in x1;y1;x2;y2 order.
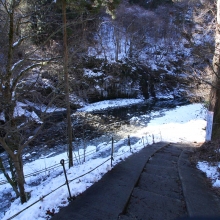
71;98;189;151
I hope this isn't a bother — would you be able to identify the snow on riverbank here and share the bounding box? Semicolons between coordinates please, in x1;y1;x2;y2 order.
132;103;207;143
0;100;207;220
77;98;144;112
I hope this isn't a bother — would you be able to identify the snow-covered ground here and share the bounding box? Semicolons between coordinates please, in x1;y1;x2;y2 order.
197;161;220;188
0;100;211;220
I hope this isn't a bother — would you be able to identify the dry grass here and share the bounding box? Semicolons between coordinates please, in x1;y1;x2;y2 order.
190;140;220;165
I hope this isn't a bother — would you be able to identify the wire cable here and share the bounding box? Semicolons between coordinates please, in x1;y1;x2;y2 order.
6;157;111;220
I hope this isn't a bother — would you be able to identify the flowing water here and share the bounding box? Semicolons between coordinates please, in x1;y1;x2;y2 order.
72;98;189;149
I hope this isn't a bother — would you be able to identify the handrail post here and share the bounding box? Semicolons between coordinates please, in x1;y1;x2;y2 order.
60;159;72;200
111;137;114;167
146;135;148;145
128;135;131;152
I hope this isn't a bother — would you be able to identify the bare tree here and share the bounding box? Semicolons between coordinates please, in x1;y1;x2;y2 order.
61;0;74;168
0;0;60;203
57;0;121;168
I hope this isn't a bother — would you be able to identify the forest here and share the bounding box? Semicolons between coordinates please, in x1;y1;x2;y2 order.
0;0;217;210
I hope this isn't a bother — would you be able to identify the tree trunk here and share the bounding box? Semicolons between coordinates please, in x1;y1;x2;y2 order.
0;157;20;198
13;154;27;204
208;0;220;139
114;27;119;61
62;0;73;167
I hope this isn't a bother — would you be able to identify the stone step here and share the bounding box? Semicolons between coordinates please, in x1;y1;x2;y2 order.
123;188;187;220
138;172;183;200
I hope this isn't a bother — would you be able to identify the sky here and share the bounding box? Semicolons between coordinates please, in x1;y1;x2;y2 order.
0;99;215;220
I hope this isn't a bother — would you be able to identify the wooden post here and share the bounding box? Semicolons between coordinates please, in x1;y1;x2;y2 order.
128;135;131;152
111;137;114;167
